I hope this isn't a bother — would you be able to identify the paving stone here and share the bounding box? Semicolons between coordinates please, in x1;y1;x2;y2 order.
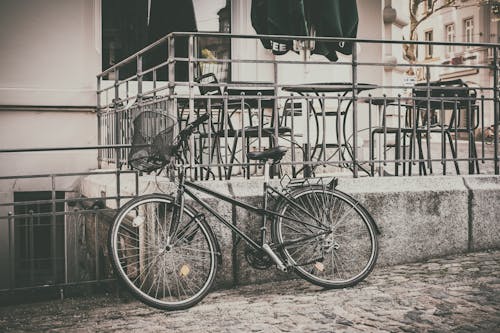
0;250;499;332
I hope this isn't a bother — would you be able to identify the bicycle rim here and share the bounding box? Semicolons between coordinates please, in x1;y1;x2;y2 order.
109;194;217;310
273;187;378;288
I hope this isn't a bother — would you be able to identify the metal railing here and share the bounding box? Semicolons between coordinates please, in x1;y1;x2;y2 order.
0;169;139;297
96;32;499;179
1;32;499;296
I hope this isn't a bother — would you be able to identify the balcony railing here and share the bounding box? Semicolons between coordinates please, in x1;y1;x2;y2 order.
0;32;499;296
97;32;498;179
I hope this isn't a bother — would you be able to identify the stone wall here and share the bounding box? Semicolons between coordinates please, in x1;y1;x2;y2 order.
80;174;500;288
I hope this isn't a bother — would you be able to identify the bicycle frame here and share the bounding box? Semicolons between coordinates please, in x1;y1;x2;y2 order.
173;162;328;264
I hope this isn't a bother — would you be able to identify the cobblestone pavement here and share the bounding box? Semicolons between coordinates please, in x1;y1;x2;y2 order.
0;250;499;333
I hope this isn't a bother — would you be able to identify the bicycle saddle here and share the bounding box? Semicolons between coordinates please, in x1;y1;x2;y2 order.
247;146;288;162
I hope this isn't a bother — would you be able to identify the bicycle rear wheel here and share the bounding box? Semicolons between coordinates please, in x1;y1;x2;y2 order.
272;186;378;288
109;194;218;310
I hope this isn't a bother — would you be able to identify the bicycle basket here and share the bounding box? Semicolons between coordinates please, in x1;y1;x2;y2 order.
129;111;177;173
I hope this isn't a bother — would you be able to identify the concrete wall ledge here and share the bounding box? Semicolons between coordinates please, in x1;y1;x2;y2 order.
80;173;500;287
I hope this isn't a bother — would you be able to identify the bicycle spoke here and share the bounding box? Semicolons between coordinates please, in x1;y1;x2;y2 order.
110;195;217;310
275;188;378;288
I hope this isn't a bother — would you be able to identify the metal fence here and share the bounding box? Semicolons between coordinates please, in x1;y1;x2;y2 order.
0;169;138;297
97;32;500;179
1;32;499;296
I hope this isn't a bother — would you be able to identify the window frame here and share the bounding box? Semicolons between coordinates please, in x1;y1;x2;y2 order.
464;17;474;49
445;23;455;56
424;29;434;59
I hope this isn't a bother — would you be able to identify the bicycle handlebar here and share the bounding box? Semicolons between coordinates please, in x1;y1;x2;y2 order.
178;113;209;139
172;113;210;156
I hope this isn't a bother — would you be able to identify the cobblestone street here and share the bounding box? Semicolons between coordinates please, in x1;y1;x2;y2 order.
0;250;499;333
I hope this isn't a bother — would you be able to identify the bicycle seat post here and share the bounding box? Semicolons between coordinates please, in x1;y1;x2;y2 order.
263;160;271;184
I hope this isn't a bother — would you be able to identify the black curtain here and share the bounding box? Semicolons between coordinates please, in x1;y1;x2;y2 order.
102;0;197;80
145;0;197;81
251;0;358;61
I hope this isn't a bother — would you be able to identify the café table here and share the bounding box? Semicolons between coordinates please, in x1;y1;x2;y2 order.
282;82;377;176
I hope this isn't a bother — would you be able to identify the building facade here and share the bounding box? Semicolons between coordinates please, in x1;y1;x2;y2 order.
0;0;404;291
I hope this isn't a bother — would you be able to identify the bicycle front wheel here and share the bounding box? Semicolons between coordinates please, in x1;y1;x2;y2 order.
109;194;218;310
273;186;378;288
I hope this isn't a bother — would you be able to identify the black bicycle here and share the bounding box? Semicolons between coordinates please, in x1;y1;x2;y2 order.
109;111;379;310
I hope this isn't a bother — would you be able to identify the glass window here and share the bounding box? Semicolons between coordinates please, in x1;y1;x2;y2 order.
194;0;231;82
425;30;433;58
464;17;474;49
445;23;455;55
102;0;230;81
426;0;433;12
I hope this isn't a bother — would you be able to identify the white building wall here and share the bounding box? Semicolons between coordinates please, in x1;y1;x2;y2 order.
0;0;100;184
0;0;101;106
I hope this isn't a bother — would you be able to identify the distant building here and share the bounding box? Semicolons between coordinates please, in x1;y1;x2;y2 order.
411;0;499;85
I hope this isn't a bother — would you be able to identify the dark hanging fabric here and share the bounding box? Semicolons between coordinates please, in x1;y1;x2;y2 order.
145;0;197;81
251;0;358;61
308;0;358;61
251;0;308;55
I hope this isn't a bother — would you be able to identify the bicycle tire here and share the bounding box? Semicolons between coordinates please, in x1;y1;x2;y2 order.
272;186;378;288
109;194;218;310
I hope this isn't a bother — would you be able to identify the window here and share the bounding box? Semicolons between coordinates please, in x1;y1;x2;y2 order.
425;30;433;59
464;17;474;49
102;0;231;81
13;192;65;287
425;0;433;12
445;23;455;55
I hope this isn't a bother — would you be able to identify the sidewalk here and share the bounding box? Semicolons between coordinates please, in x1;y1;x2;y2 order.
0;250;499;333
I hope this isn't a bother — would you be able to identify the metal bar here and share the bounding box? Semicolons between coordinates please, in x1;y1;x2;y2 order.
351;41;359;178
97;76;102;169
494;46;499;175
94;208;99;282
51;176;58;285
8;212;14;290
467;98;474;174
258;94;262;151
425;66;432;174
168;35;175;96
382;95;388;169
305;95;311;177
481;95;485;163
321;94;326;164
290;95;296;177
240;93;246;178
440;99;446;175
396;95;402;174
29;210;34;286
188;35;195;180
368;95;373;175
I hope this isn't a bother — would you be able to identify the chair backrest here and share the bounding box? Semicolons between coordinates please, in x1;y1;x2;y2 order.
413;79;476;110
413;79;479;129
196;73;223;96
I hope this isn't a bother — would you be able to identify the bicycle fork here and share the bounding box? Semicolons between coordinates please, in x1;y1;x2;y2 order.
261;161;288;272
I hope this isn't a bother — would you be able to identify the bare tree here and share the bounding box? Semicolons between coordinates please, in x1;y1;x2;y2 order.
403;0;457;66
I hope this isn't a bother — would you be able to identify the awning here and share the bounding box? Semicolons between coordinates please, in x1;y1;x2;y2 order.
251;0;358;61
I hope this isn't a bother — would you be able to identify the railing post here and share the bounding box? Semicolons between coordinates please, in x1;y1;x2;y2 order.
8;212;14;290
351;41;359;178
168;35;178;140
188;35;196;179
51;175;57;285
113;68;121;208
97;76;102;169
494;46;499;175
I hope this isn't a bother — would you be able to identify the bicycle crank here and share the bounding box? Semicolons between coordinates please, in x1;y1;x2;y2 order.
262;244;287;272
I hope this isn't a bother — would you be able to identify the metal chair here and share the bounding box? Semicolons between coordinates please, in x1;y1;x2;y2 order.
412;79;479;175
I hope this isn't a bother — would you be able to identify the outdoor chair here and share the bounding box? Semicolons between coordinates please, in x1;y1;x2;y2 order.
367;95;438;177
412;79;480;175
